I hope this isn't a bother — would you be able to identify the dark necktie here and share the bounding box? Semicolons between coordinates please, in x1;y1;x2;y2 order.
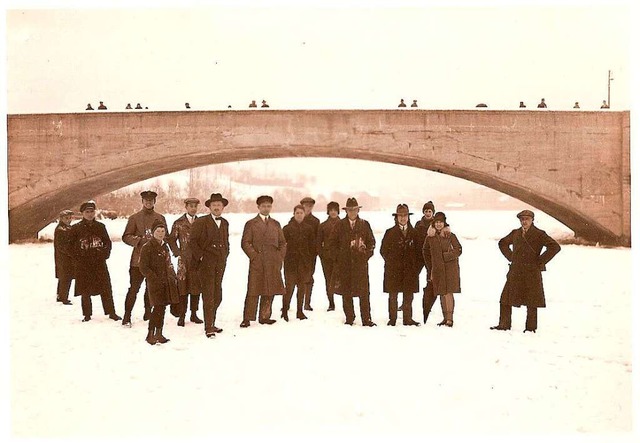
215;217;222;221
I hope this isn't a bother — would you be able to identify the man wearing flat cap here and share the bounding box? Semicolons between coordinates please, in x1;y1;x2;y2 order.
491;209;561;333
69;201;121;322
331;197;377;326
317;201;341;311
167;197;204;327
54;209;76;305
300;196;320;311
414;201;438;323
190;193;231;337
239;195;287;327
121;190;167;327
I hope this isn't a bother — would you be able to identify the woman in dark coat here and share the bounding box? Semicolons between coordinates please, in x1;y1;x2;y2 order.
139;220;180;345
316;201;341;311
281;205;316;321
380;204;421;326
54;209;75;305
69;201;121;323
422;212;462;327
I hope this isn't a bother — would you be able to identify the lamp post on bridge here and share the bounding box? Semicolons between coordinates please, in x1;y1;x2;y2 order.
607;70;614;108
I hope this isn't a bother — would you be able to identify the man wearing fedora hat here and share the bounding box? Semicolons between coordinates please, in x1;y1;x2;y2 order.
190;193;231;337
381;204;421;326
121;190;167;327
331;197;377;326
300;196;320;311
54;209;76;305
240;195;287;327
167;197;204;327
69;201;121;322
491;209;561;333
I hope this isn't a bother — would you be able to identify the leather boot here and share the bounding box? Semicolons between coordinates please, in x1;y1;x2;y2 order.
177;316;185;327
122;310;132;327
190;311;203;324
155;326;170;344
146;329;157;345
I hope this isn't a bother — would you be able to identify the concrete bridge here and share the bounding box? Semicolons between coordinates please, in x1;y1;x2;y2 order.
7;109;631;245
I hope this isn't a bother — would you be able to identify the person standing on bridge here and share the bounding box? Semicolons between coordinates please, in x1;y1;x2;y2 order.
54;209;76;305
166;197;203;328
121;190;167;327
190;193;231;338
69;201;121;323
300;196;320;311
490;210;561;333
317;201;341;311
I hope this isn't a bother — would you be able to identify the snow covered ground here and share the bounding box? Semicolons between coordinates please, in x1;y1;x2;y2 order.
7;211;636;441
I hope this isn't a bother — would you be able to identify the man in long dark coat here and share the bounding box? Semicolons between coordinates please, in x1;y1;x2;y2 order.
380;204;421;326
54;209;75;305
281;205;315;321
317;201;341;311
300;196;320;311
413;201;436;322
167;197;203;327
69;201;121;322
121;190;167;327
240;195;287;328
331;197;377;327
491;210;561;333
190;193;230;338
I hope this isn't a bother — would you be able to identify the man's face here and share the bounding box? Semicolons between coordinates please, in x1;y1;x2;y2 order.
520;216;533;230
82;208;96;221
328;209;339;219
60;215;73;226
258;202;272;216
302;203;314;216
209;201;225;216
185;202;198;217
153;227;166;242
294;208;305;223
424;209;434;219
346;207;359;221
397;213;409;226
142;198;155;210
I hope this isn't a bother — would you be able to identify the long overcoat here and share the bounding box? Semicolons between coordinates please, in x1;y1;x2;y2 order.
122;208;167;268
331;217;376;297
166;213;201;295
380;223;421;294
414;216;434;274
283;218;315;286
70;219;113;296
423;226;462;296
317;217;341;262
241;215;287;297
54;221;75;280
498;224;561;308
138;238;180;307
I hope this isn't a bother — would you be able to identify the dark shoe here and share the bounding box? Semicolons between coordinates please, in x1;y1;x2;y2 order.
387;319;396;326
122;316;132;327
109;313;122;321
82;316;91;322
345;320;354;326
212;326;223;333
205;331;216;339
62;300;73;305
56;296;62;303
297;312;308;320
259;319;276;325
143;311;151;321
145;331;157;345
190;312;204;324
403;320;420;326
437;319;447;326
156;335;170;344
444;320;454;328
490;325;510;331
177;317;185;327
304;305;313;311
327;305;335;312
523;328;536;333
240;320;251;328
281;311;289;322
363;321;377;327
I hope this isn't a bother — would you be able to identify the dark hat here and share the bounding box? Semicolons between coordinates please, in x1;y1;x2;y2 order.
151;219;166;233
300;197;316;205
59;209;74;217
140;190;158;200
326;201;340;214
342;197;362;210
422;201;435;213
392;204;413;216
79;201;96;212
183;197;200;205
517;209;535;219
205;193;229;207
256;195;273;205
433;211;447;223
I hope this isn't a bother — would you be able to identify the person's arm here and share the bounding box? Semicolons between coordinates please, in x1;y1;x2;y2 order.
498;231;514;262
241;220;258;260
538;230;561;268
122;216;141;247
166;220;181;257
443;233;462;261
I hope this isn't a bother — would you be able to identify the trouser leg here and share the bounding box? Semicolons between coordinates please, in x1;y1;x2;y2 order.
243;295;259;322
258;295;274;322
189;293;200;313
57;277;73;302
388;293;398;322
282;283;294;313
402;292;414;323
526;306;538;331
304;258;317;308
100;290;116;316
201;285;215;333
124;267;145;318
296;285;305;316
211;259;226;326
178;294;188;317
81;295;92;317
499;304;512;329
442;293;455;322
343;296;355;324
359;294;372;323
320;258;335;308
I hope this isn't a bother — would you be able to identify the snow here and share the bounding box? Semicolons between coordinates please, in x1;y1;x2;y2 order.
7;211;636;441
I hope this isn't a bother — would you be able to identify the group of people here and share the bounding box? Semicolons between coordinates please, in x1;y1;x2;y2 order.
53;190;561;345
